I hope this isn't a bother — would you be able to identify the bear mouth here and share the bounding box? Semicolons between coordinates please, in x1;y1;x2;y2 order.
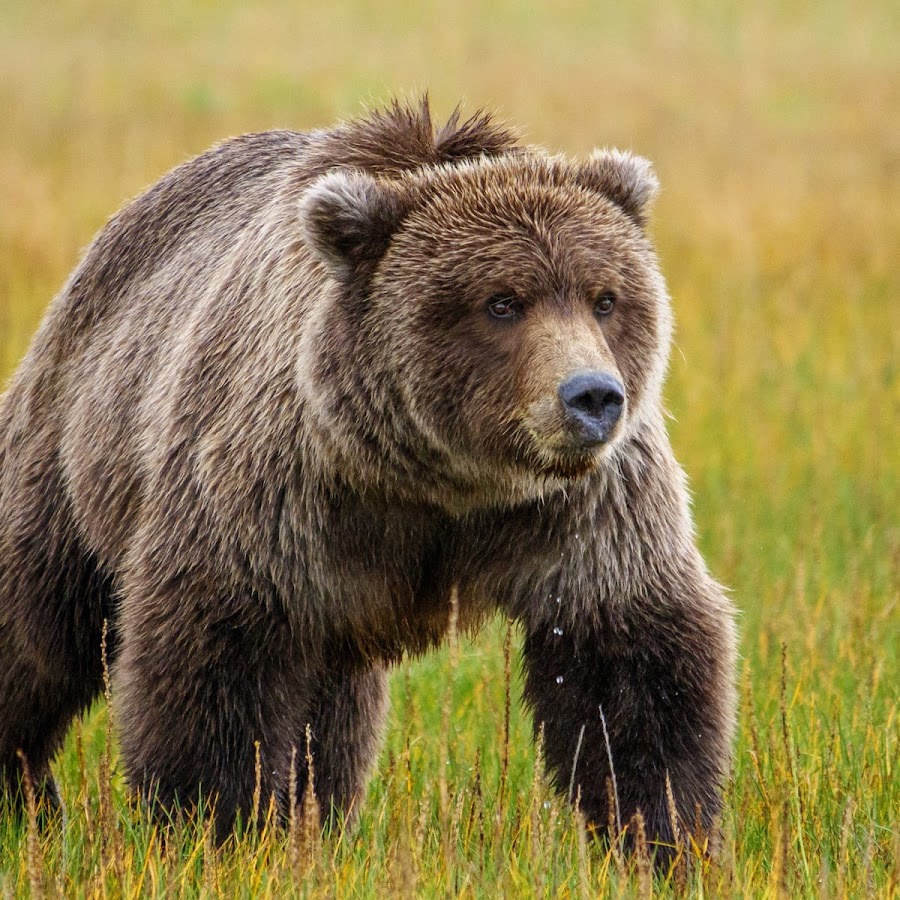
513;439;606;482
517;398;624;481
538;448;604;480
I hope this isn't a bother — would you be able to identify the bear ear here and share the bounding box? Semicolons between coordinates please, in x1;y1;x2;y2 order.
574;149;659;227
299;169;417;283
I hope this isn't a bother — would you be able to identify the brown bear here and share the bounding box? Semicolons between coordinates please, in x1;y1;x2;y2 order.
0;99;736;857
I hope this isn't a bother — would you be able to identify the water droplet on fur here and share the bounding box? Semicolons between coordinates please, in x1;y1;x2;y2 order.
543;800;551;809
556;675;564;684
555;596;561;605
552;627;563;636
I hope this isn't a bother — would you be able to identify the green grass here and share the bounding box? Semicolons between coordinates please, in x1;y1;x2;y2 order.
0;0;897;895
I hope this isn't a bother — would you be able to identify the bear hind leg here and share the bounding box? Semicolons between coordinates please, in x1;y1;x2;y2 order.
0;498;113;817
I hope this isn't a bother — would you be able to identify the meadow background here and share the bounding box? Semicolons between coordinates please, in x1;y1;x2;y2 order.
0;0;897;895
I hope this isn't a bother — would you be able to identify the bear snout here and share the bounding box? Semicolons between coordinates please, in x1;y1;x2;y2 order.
557;371;625;446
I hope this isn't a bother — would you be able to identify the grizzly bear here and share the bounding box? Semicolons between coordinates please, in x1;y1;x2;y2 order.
0;99;736;857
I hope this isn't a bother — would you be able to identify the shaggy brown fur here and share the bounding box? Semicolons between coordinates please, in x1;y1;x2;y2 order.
0;98;736;858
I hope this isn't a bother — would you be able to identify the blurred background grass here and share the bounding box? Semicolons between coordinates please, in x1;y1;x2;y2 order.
0;0;897;895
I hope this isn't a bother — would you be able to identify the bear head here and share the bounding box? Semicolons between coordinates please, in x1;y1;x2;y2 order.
298;149;672;512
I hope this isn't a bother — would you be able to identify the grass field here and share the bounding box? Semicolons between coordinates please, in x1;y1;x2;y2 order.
0;0;897;896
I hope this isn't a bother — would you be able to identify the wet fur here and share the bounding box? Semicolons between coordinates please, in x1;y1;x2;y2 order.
0;98;736;856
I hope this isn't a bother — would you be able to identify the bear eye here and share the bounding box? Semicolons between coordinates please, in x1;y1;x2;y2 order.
594;291;616;317
486;294;523;321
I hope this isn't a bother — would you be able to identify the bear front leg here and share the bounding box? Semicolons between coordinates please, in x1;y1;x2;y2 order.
274;664;390;830
115;571;389;838
115;595;277;835
522;573;736;862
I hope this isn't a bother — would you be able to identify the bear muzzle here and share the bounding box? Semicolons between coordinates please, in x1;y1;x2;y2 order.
557;371;625;447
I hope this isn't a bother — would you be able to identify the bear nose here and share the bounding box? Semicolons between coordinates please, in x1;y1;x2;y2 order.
557;371;625;445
